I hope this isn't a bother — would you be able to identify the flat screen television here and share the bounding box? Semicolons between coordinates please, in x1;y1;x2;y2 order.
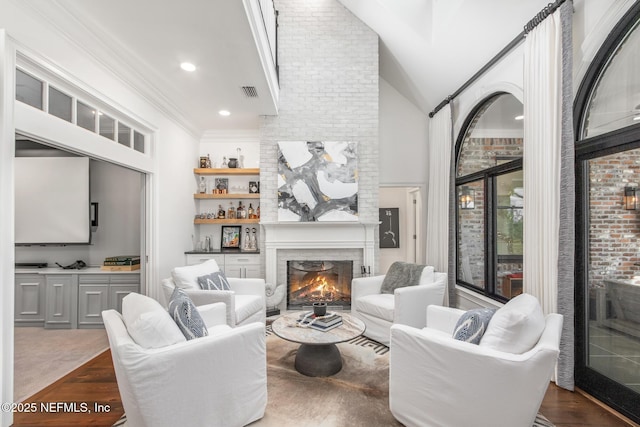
15;156;91;245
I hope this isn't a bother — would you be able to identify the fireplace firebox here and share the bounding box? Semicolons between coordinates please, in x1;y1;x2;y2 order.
287;260;353;310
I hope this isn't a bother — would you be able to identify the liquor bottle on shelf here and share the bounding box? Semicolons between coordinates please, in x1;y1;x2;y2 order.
256;205;260;219
248;203;255;219
227;202;236;219
217;204;226;219
237;201;246;219
198;176;207;194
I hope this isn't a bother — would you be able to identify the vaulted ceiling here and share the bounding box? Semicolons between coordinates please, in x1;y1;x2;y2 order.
18;0;559;134
337;0;553;113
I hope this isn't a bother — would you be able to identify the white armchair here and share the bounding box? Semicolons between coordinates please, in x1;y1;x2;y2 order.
389;304;563;427
351;264;446;345
102;295;267;427
161;259;266;327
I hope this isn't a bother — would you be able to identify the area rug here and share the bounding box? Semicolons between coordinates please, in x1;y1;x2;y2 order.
113;329;555;427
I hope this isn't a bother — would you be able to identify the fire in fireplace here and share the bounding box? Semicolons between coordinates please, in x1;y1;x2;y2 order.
287;260;353;309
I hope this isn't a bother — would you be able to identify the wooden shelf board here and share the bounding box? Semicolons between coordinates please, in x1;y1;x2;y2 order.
194;168;259;175
194;218;260;224
194;193;260;199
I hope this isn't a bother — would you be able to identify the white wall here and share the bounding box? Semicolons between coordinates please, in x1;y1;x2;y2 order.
0;2;199;420
379;77;428;185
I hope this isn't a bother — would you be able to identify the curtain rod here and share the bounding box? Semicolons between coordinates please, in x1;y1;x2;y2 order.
428;0;569;118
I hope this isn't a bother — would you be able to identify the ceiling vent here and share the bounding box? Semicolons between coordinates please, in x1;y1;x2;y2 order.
241;86;259;98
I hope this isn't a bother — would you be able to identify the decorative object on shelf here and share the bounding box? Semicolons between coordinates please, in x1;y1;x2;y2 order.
198;176;207;194
199;156;208;168
251;227;258;249
256;205;260;218
249;181;260;194
237;148;245;168
217;204;226;219
277;141;358;222
221;156;228;168
228;157;238;168
243;227;251;251
215;178;229;193
222;226;241;248
379;208;400;249
624;186;637;210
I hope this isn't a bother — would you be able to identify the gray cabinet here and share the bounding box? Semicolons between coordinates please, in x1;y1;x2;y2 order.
78;273;140;328
15;270;140;329
15;274;46;326
186;253;261;278
225;254;261;278
45;275;78;329
109;274;140;314
78;275;109;328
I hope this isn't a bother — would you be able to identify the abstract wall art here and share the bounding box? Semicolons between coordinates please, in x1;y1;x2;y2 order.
277;141;358;222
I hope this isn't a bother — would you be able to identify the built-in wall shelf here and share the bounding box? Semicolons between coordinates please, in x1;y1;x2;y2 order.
194;193;260;199
194;168;260;175
194;218;260;224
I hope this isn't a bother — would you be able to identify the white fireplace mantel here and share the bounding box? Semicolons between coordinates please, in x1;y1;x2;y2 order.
261;221;378;287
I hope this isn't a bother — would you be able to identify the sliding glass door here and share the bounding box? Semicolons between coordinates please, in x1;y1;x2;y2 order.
575;4;640;422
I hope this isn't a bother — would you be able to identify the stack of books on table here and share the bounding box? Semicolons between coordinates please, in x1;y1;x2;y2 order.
297;312;343;332
101;255;141;271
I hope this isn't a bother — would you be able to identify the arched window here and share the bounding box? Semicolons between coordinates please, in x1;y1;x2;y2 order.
575;4;640;423
455;93;524;301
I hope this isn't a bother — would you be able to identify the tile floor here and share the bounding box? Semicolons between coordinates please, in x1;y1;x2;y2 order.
589;322;640;393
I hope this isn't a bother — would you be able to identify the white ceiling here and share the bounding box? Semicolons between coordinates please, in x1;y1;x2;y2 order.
48;0;277;133
26;0;558;134
338;0;553;114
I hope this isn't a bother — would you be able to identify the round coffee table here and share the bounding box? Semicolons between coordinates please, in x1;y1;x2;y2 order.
271;312;366;377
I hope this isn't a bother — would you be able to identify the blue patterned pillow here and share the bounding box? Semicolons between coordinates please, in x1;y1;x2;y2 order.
168;287;208;340
452;308;497;344
197;271;231;291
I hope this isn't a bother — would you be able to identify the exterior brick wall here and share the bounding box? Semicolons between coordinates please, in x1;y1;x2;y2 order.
259;0;379;273
588;150;640;288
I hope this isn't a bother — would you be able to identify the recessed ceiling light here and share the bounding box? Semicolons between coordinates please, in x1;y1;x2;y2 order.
180;62;196;72
219;110;231;116
514;115;524;121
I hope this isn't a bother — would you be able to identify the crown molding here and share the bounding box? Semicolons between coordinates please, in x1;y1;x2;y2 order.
10;0;202;139
200;129;261;143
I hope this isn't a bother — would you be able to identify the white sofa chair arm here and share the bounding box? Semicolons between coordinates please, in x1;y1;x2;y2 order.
197;302;227;327
181;289;236;326
115;320;266;427
229;278;266;303
351;275;385;301
394;281;447;329
426;305;466;334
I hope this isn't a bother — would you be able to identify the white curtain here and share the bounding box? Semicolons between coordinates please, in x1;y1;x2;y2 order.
425;104;452;276
523;10;562;315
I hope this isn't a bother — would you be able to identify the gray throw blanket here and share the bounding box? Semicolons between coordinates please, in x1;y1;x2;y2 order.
380;261;427;294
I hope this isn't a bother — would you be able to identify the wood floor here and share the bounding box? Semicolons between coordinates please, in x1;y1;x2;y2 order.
11;349;639;427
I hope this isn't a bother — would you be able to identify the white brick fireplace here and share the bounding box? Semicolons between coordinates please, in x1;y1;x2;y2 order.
262;221;377;311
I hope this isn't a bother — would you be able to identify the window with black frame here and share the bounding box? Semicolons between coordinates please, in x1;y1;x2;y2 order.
574;6;640;423
456;93;524;300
